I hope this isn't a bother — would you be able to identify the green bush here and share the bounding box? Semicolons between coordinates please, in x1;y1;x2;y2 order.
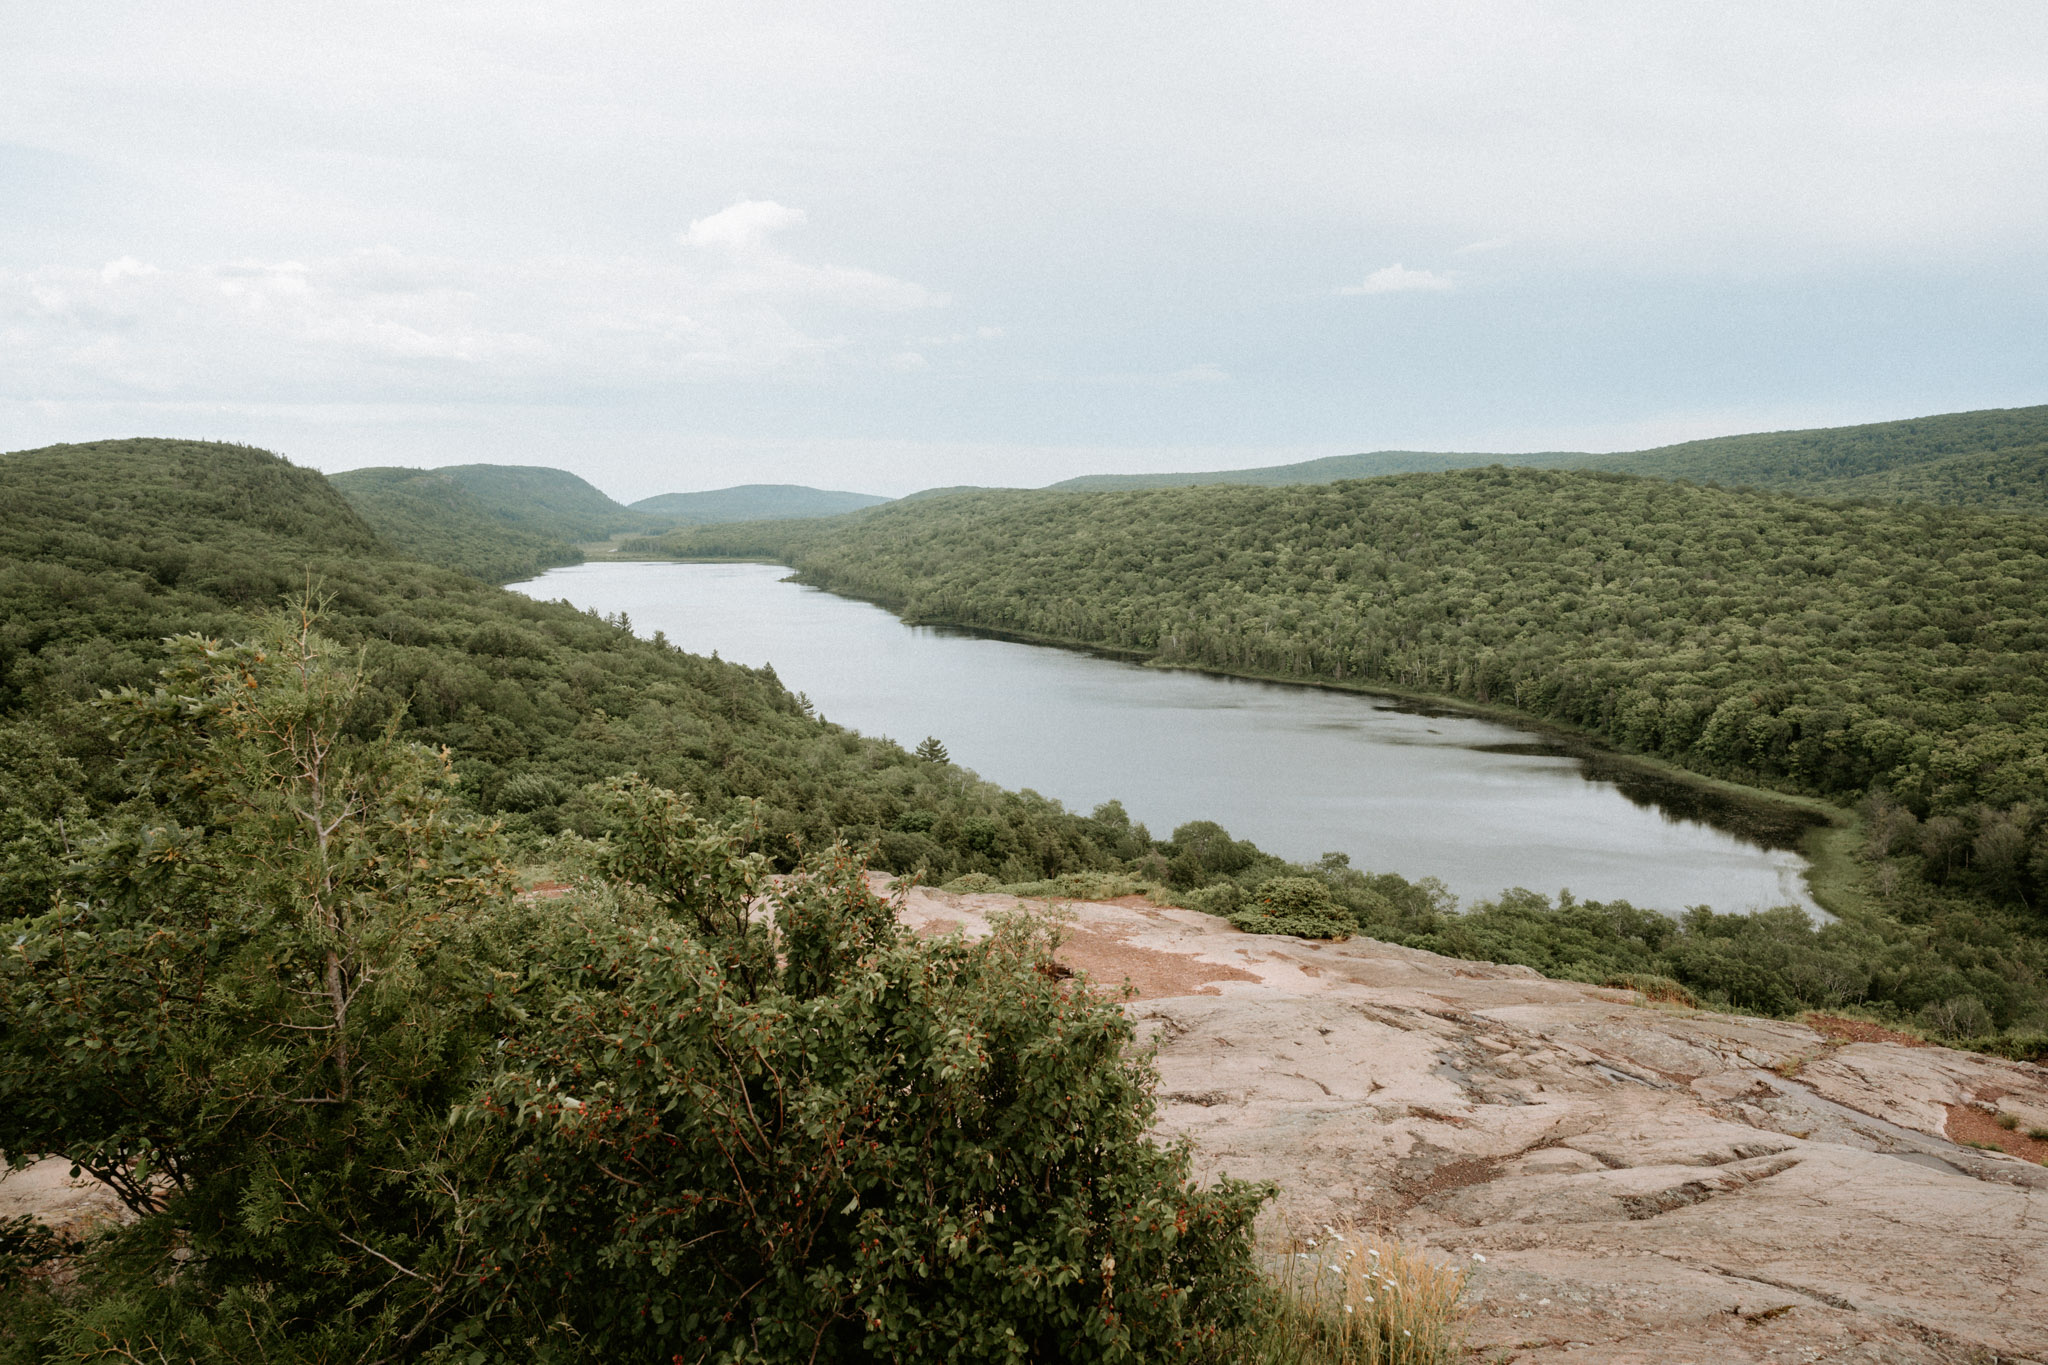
1182;880;1246;916
1228;877;1356;940
465;803;1271;1360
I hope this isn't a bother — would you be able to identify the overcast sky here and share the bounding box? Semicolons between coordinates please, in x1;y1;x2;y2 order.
4;2;2045;498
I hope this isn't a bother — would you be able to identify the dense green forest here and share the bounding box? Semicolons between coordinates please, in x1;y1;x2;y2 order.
0;436;1306;1359
631;482;890;524
665;471;2048;821
1050;403;2048;514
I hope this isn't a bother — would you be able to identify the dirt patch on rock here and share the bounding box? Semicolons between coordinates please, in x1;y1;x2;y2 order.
1804;1013;1925;1047
1057;926;1260;1000
1946;1102;2048;1163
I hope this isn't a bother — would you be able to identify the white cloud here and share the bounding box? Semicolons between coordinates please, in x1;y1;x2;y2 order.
1340;264;1456;296
0;217;947;403
681;200;807;254
1454;237;1510;255
680;199;941;311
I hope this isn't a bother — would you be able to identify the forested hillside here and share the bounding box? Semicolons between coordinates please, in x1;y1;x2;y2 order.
324;464;585;581
0;439;1177;920
631;482;890;524
330;461;663;583
1575;404;2048;511
415;462;654;540
666;469;2048;907
1049;404;2048;514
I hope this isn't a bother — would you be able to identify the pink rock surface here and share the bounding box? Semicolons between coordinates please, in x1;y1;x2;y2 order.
890;877;2048;1363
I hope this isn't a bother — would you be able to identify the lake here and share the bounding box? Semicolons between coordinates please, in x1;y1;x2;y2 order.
511;560;1821;914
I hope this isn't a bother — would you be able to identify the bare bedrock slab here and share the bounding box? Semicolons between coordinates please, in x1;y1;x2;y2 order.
893;880;2048;1364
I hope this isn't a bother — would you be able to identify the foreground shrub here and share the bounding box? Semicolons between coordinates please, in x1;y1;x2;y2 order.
464;779;1272;1361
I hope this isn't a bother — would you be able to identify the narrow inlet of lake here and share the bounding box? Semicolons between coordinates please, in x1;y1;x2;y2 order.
512;561;1820;915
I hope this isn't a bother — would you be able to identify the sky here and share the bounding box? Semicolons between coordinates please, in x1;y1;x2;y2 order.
3;2;2045;499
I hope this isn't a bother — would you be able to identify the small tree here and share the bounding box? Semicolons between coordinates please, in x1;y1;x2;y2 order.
913;735;949;764
1;611;518;1357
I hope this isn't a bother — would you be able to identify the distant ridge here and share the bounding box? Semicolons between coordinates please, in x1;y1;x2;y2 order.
1049;451;1564;491
629;484;889;525
1048;404;2048;513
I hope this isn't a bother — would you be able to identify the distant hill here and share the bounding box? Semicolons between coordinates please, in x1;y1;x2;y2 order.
327;466;584;583
331;462;674;582
1563;406;2048;512
1049;451;1562;490
629;484;889;525
422;464;654;541
1050;405;2048;513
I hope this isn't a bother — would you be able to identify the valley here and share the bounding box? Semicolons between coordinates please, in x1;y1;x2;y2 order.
5;415;2047;1361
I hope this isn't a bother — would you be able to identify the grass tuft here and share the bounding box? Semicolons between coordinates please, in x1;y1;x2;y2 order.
1219;1226;1468;1364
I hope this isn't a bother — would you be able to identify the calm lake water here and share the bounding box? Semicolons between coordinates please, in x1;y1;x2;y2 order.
511;561;1820;915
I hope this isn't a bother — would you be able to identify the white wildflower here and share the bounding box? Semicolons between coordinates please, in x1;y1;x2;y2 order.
1472;1252;1487;1262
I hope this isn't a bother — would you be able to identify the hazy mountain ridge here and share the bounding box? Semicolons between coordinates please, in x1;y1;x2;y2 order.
1050;450;1566;490
331;464;896;577
630;483;889;524
1051;404;2048;512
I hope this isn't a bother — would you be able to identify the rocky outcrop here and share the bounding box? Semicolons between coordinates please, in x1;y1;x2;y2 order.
897;880;2048;1365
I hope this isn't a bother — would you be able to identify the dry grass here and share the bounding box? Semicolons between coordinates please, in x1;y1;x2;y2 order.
1222;1225;1469;1364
